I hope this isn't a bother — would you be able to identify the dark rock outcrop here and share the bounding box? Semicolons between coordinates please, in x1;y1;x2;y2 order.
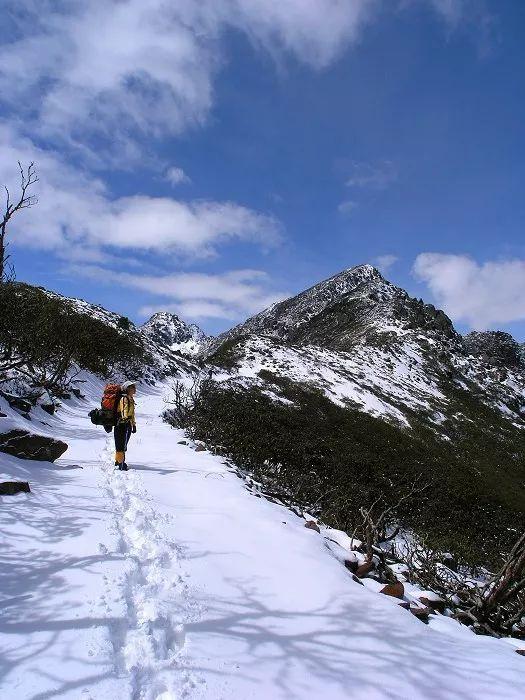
0;430;68;461
464;331;525;370
0;393;33;413
0;481;31;495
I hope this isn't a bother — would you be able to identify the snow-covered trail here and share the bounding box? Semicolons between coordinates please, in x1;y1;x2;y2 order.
1;384;525;700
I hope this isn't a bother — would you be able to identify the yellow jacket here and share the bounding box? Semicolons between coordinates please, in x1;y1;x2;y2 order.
118;395;136;427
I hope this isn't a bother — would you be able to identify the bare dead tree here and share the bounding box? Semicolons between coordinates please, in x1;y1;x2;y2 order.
457;530;525;636
1;162;39;281
163;376;211;429
351;477;431;562
397;529;525;638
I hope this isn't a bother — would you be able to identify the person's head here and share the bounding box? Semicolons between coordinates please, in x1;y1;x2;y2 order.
121;381;136;396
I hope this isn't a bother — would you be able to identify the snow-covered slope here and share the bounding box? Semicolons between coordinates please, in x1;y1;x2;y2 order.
2;383;525;699
141;311;209;357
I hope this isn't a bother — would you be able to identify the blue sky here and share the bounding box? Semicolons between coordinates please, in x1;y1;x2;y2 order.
1;0;524;338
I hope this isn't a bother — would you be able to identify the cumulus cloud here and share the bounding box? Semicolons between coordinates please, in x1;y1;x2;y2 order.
71;266;288;320
0;0;376;162
0;124;280;260
413;253;525;328
374;254;398;273
165;167;191;186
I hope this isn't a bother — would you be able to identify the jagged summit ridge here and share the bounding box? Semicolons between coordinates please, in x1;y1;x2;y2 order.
209;263;455;354
141;311;208;356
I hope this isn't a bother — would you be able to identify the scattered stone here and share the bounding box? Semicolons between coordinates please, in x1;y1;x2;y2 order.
419;596;446;614
380;581;405;599
0;481;31;495
177;440;188;445
0;412;6;418
0;430;68;462
305;520;320;533
352;575;364;586
344;559;358;573
2;394;32;413
398;602;411;610
194;445;206;452
41;404;56;416
515;650;525;657
355;561;375;578
410;606;432;622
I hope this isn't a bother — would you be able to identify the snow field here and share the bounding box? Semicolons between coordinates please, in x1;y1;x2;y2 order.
102;451;195;700
1;382;525;699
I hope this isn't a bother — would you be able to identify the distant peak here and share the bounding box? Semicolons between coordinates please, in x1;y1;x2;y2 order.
349;263;381;275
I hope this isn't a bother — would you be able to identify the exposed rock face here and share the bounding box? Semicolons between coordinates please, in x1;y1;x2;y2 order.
0;430;68;462
141;312;208;356
464;331;525;370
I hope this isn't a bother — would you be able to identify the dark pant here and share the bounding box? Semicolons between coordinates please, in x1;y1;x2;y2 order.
114;422;132;454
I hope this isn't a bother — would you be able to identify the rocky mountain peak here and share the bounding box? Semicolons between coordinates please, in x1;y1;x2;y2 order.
141;312;208;356
209;264;456;355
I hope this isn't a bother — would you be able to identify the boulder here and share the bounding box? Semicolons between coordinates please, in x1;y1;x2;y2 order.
41;403;56;415
0;481;31;495
515;650;525;657
194;444;206;452
355;561;375;578
380;581;405;599
177;440;188;445
305;520;320;533
398;601;411;610
0;412;6;418
0;430;68;462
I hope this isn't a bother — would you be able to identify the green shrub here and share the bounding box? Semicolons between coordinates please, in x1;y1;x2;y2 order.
183;377;525;568
0;282;146;395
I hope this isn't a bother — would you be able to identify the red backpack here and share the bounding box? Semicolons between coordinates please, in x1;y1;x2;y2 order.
101;383;122;413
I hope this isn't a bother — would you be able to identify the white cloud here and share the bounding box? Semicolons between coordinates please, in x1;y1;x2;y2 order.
0;124;280;260
430;0;462;22
71;265;288;321
0;0;376;162
374;254;398;273
413;253;525;328
165;167;190;186
345;160;397;189
338;200;358;216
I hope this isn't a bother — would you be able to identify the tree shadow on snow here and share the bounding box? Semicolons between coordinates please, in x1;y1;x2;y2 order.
0;452;125;696
182;578;523;700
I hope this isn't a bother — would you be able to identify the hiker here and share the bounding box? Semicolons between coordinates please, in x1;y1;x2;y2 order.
114;380;137;471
